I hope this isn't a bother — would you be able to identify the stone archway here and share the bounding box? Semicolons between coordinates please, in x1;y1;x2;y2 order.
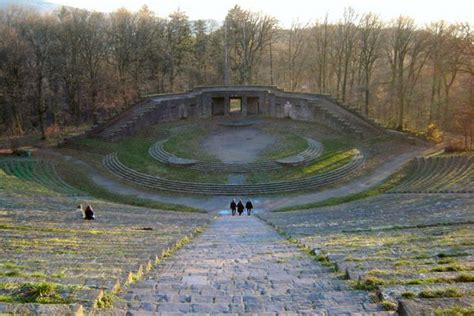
229;97;242;115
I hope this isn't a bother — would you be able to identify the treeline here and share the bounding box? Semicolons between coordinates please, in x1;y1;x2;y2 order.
0;5;472;145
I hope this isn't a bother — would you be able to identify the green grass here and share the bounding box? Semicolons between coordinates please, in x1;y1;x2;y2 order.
0;167;58;197
69;119;381;187
434;305;474;316
76;128;228;184
274;171;404;212
163;125;217;161
257;131;308;161
95;292;117;309
1;158;82;196
381;300;398;311
75;120;369;185
431;264;465;272
418;288;463;298
54;157;203;213
401;291;417;298
0;282;73;304
454;273;474;282
303;149;356;175
248;148;357;184
1;155;198;212
351;276;386;291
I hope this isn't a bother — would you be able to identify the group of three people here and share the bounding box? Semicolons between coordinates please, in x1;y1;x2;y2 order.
230;199;253;216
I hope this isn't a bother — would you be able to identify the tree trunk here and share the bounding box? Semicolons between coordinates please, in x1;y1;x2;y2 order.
36;74;46;140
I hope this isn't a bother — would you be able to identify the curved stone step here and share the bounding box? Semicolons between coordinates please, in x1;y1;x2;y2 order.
149;137;324;173
390;154;474;193
103;151;365;195
0;158;86;197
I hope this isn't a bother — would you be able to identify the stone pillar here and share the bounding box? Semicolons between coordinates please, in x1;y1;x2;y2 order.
224;95;230;116
242;96;247;116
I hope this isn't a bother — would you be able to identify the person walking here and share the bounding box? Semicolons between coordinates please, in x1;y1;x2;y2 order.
230;199;237;216
237;200;244;216
245;199;253;216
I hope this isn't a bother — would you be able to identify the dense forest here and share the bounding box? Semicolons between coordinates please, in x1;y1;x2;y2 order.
0;5;472;147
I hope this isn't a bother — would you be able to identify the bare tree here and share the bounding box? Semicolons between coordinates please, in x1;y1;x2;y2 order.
286;21;309;91
108;8;137;106
386;16;415;130
0;8;29;134
310;16;330;93
79;10;107;119
358;13;383;117
225;5;278;84
20;12;55;139
164;10;193;91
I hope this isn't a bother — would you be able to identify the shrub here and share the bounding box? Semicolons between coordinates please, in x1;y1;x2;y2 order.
17;282;69;304
96;292;115;309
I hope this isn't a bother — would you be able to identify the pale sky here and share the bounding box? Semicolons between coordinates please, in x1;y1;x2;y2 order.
49;0;473;27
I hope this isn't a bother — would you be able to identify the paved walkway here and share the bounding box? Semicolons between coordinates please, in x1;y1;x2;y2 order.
45;145;429;213
258;146;432;210
121;215;387;315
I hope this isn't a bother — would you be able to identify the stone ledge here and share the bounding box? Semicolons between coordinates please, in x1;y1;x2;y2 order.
275;154;305;166
398;297;474;316
168;156;198;166
0;303;84;316
218;120;257;127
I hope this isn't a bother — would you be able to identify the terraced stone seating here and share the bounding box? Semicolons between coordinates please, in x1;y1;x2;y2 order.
103;149;364;195
0;193;210;313
304;100;365;138
260;194;474;312
149;137;323;173
0;158;85;197
96;93;196;142
97;102;158;141
389;154;474;193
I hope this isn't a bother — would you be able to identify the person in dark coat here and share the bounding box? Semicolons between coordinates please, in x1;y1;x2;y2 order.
84;205;95;220
230;199;237;216
245;199;253;216
237;200;244;216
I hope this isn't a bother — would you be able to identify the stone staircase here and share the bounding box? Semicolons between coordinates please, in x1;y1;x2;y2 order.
304;100;365;138
148;137;324;173
96;102;159;142
103;150;365;195
118;216;391;315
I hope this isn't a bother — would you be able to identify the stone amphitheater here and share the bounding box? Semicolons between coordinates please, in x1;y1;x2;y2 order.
0;86;473;315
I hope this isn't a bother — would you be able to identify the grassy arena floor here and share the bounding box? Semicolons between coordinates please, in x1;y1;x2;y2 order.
70;118;413;187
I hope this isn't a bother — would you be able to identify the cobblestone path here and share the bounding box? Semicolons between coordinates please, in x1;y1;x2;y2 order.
122;215;389;315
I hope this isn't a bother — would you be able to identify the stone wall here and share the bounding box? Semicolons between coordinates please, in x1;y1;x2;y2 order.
93;86;382;141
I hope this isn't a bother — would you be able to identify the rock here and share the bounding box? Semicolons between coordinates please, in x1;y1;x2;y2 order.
398;297;474;316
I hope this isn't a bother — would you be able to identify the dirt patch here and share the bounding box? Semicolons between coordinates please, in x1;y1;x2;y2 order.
202;127;276;163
